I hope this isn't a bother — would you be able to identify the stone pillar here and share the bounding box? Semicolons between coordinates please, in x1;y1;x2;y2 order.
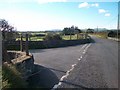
25;34;29;56
20;34;23;52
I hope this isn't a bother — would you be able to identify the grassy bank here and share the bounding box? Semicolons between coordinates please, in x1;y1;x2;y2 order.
90;32;108;39
2;64;28;89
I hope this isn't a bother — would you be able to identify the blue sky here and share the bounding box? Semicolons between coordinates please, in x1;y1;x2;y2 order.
0;0;119;31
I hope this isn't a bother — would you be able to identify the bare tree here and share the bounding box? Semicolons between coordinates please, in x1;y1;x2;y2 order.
0;19;16;63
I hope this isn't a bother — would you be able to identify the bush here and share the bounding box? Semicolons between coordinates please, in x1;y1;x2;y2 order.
44;34;62;41
2;64;28;89
108;31;116;37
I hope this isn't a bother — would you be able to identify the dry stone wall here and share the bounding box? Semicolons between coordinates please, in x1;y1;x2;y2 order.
4;51;35;80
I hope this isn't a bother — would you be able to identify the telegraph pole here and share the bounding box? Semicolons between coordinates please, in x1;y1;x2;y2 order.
117;1;120;39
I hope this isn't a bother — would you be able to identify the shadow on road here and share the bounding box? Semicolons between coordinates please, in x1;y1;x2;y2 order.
89;38;95;43
29;49;46;53
27;64;59;88
47;67;66;74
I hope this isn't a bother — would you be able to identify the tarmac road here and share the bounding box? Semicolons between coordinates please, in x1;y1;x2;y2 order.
30;36;118;89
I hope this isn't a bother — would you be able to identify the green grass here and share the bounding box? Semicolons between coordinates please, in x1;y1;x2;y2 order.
16;36;44;41
2;64;28;88
62;34;84;40
30;37;44;41
16;33;86;41
90;32;108;39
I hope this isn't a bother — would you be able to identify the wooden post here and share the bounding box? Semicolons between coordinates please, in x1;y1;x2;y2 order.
77;31;79;39
20;34;23;52
70;33;71;40
84;30;87;39
25;33;29;56
29;34;31;41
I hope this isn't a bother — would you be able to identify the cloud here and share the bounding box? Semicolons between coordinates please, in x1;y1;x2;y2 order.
78;2;89;8
98;9;111;17
98;9;107;13
37;0;67;4
78;2;99;8
91;3;99;7
105;13;111;16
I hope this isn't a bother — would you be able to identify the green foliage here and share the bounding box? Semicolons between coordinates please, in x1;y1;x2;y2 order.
86;28;94;33
0;19;17;41
2;64;28;89
107;30;120;38
62;26;82;35
44;33;62;41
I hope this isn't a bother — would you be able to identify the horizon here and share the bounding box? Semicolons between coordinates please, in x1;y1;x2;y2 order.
0;0;119;31
17;28;118;32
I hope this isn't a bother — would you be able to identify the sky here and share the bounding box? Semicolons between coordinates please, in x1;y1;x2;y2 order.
0;0;119;31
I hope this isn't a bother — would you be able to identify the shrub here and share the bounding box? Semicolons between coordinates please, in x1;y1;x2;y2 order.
2;64;28;89
52;34;62;40
44;34;62;41
108;31;116;37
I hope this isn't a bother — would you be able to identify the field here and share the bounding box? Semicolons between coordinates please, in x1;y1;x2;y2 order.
16;36;44;41
89;32;108;39
16;32;46;41
62;34;84;40
16;33;85;41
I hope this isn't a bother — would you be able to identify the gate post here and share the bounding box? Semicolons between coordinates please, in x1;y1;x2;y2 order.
25;33;29;56
20;34;23;52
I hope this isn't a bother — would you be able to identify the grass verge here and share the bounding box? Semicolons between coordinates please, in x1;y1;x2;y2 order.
2;64;28;89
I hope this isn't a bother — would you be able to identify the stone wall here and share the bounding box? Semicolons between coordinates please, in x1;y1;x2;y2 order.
4;51;34;80
6;38;91;50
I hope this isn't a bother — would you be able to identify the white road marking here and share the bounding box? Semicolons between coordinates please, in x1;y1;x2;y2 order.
82;44;91;54
78;58;81;61
78;56;83;61
52;44;91;89
80;44;87;51
80;56;83;59
52;82;62;89
52;64;77;89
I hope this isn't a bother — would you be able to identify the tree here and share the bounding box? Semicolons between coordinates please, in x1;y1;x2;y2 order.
0;19;17;41
44;33;62;41
62;27;70;35
108;31;116;37
0;19;17;63
74;26;82;33
63;26;81;35
86;28;94;33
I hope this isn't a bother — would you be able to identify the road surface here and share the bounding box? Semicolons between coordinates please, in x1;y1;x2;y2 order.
30;36;118;89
